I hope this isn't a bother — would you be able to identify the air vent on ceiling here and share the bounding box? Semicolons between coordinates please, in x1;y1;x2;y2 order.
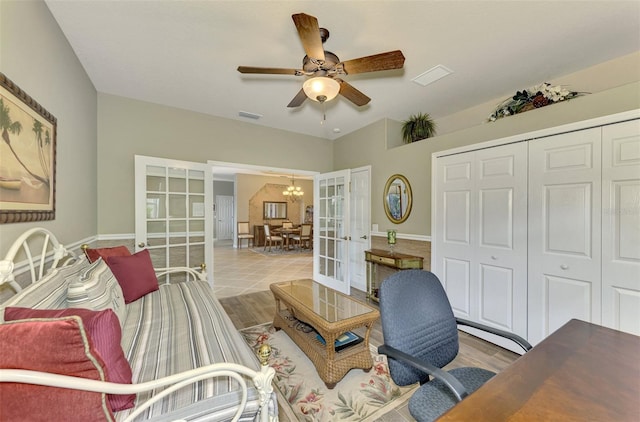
238;111;262;120
412;65;453;87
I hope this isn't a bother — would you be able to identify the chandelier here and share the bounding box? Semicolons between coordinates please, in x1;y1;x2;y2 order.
283;176;304;201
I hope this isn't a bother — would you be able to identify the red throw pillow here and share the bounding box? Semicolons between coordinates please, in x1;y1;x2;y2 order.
4;307;135;411
0;317;115;421
84;245;131;263
106;249;159;303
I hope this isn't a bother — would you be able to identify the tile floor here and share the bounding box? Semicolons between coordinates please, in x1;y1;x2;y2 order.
212;240;313;298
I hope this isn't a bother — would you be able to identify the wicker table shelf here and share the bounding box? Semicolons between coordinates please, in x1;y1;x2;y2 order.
270;279;380;389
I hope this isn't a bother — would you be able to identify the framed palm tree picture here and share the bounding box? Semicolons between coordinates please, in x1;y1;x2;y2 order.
0;73;56;223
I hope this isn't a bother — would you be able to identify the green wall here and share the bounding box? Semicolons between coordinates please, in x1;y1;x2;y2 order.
2;0;638;257
0;0;98;257
97;94;332;234
334;52;640;237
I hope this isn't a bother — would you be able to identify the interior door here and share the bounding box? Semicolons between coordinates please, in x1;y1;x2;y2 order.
527;128;602;345
433;142;527;337
433;151;475;319
134;155;213;286
474;143;528;336
349;166;371;292
314;169;350;294
215;195;234;241
601;120;640;335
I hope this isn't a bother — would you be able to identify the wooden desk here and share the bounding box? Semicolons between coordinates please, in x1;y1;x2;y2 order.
438;319;640;421
364;249;423;302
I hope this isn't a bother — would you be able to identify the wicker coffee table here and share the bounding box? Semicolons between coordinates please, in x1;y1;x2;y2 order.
270;279;380;389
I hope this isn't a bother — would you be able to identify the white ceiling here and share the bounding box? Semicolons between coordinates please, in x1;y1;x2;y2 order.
45;1;640;141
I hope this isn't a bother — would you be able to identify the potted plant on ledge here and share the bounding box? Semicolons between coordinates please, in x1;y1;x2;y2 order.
401;112;436;143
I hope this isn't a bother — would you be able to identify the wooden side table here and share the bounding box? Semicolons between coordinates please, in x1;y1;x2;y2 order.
365;249;424;302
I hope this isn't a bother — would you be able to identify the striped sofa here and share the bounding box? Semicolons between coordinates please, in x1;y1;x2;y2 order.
0;229;276;422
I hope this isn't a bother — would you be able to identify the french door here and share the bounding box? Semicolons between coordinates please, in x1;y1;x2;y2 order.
348;167;371;292
314;168;370;295
314;170;350;294
134;155;213;286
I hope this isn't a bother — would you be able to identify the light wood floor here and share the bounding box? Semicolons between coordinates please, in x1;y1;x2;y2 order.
220;288;520;421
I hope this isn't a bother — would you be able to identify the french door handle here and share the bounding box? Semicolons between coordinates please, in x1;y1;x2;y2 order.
138;242;146;248
360;235;368;239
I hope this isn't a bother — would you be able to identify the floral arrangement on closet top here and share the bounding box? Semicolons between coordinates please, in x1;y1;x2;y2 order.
488;82;587;122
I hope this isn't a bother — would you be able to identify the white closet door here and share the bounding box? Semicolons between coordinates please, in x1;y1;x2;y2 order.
474;142;528;335
601;120;640;336
528;128;602;345
433;151;475;319
433;142;527;336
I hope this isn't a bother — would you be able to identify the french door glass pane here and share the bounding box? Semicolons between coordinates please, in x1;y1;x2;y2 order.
169;194;187;218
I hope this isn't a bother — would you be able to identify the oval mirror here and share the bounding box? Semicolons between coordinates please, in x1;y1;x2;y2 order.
383;174;412;224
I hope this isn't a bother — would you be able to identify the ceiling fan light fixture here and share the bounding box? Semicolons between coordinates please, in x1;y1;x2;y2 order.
303;76;340;102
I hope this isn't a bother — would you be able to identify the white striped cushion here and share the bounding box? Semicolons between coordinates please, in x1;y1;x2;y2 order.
1;259;90;319
67;259;127;326
116;281;262;421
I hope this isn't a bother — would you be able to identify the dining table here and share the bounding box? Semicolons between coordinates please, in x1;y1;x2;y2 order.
437;319;640;421
273;227;301;250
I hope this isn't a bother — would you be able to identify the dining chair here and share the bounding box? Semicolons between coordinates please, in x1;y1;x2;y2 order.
282;221;293;229
290;223;312;249
237;222;254;249
263;224;283;252
378;269;531;422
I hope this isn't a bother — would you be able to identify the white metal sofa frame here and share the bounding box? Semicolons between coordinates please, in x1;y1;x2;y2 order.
0;227;276;422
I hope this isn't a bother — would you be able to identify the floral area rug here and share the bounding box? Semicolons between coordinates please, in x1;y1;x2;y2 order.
240;323;417;421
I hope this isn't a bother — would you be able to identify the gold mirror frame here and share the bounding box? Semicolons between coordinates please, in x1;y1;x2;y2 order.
383;174;412;224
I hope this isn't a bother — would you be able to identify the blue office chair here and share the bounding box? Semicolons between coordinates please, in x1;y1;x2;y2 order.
378;270;531;421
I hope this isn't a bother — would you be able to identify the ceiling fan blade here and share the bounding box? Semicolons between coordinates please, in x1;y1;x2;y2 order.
237;66;299;75
336;79;371;106
292;13;325;62
287;88;308;108
340;50;405;75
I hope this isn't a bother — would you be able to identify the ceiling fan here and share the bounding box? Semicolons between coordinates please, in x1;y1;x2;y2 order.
237;13;405;108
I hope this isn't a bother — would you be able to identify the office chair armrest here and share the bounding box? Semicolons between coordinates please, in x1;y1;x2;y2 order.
456;318;532;352
378;344;469;401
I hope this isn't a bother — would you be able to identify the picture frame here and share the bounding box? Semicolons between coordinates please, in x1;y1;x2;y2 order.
0;73;56;224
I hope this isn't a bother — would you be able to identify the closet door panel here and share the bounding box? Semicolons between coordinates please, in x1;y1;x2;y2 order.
602;120;640;335
434;153;475;319
528;128;602;344
479;264;514;330
475;143;528;336
545;275;594;335
443;258;471;317
544;183;593;263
